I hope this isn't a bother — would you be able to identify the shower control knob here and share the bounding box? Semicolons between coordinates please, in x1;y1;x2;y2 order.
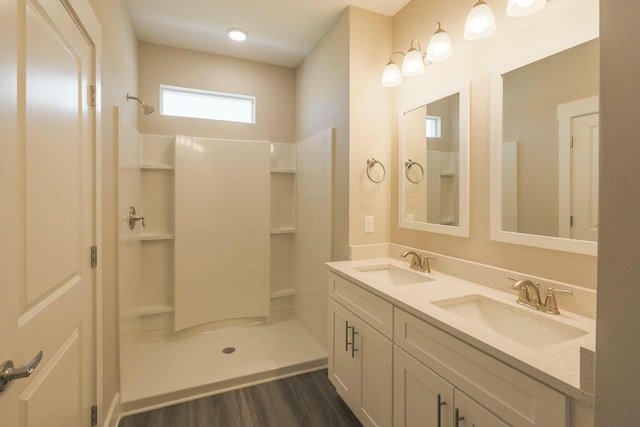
128;206;146;230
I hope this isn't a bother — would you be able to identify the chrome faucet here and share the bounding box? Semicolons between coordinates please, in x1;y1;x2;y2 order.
401;251;435;273
508;277;573;315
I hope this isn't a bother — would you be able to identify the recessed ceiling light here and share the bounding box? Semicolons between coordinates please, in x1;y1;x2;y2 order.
227;28;248;42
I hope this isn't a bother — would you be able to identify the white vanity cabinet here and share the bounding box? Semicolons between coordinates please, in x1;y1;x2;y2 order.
394;346;509;427
394;308;568;427
328;273;393;427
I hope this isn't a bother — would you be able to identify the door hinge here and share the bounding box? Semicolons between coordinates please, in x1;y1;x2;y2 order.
91;405;97;426
570;216;574;227
91;246;97;268
570;137;574;148
90;85;97;107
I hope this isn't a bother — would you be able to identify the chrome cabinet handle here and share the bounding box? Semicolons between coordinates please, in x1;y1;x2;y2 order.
437;393;447;427
128;206;145;230
345;321;353;352
351;328;359;358
0;351;43;391
455;408;465;427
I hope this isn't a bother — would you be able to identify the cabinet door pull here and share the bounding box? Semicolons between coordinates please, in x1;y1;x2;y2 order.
437;393;447;427
351;328;359;358
455;408;465;427
345;321;353;352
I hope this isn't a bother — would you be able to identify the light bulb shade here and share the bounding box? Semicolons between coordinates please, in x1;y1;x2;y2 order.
402;49;425;76
381;62;402;87
464;1;496;40
506;0;547;17
426;25;453;62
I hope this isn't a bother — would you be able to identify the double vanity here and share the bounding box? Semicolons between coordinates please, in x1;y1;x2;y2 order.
326;257;595;427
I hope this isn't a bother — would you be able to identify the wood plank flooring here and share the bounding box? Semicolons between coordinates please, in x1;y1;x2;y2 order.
118;369;362;427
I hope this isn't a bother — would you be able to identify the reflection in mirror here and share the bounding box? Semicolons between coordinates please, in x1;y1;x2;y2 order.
491;35;599;255
400;84;469;237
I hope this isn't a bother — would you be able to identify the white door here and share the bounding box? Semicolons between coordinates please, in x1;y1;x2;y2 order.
0;0;97;425
328;300;357;406
571;113;599;241
354;317;392;427
393;346;454;427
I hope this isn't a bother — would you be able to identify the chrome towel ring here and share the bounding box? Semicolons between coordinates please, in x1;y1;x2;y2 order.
366;157;386;183
404;159;424;184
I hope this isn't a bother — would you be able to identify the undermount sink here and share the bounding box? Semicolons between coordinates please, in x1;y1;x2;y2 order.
353;264;434;286
432;294;588;348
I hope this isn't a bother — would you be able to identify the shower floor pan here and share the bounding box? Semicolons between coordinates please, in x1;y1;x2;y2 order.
120;315;328;414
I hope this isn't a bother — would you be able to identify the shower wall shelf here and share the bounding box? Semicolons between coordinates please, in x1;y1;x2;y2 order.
271;168;296;174
139;305;174;316
141;234;174;241
141;163;174;170
271;228;296;235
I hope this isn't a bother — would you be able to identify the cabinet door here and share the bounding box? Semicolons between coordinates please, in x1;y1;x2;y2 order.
394;346;454;427
354;316;393;427
328;299;357;405
454;390;510;427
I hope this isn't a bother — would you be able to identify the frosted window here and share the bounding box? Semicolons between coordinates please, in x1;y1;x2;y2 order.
426;115;441;138
160;85;255;124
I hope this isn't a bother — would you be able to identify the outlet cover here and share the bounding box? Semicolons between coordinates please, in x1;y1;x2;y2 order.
364;215;374;233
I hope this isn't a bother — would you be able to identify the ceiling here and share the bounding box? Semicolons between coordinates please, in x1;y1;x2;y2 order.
126;0;411;68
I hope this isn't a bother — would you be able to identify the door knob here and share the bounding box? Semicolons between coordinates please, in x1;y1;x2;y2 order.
0;350;43;391
128;206;145;230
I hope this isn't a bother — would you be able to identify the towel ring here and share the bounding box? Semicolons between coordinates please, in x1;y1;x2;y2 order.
366;157;386;183
404;159;425;184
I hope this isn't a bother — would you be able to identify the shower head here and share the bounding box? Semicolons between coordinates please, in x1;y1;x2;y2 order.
126;93;155;115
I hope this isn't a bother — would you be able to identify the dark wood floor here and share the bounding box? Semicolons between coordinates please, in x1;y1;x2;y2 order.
119;369;362;427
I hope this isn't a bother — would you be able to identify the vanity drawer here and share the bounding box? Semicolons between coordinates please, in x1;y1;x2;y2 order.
394;308;568;427
328;272;393;338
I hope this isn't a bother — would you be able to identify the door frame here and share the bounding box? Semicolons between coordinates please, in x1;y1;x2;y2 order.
557;95;598;238
62;0;103;419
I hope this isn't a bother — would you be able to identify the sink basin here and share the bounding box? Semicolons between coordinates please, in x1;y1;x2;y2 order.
353;264;434;286
432;294;588;348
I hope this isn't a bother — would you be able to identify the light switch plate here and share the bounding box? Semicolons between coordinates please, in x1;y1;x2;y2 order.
364;215;374;233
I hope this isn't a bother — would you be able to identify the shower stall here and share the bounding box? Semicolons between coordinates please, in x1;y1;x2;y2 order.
117;109;334;413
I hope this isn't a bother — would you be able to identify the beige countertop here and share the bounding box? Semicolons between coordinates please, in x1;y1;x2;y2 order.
326;257;596;406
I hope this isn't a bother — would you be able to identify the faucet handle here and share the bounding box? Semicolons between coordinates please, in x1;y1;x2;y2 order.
542;288;573;315
421;255;436;273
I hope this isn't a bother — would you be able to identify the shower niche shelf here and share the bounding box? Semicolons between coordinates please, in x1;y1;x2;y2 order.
271;227;296;235
141;233;174;241
141;163;174;170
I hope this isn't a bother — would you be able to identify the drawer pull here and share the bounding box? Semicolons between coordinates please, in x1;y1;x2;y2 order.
351;328;359;358
455;408;465;427
437;393;447;427
345;321;353;352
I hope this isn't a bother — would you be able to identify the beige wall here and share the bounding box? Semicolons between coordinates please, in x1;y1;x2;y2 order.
86;0;139;422
595;0;640;423
348;8;393;248
295;10;350;260
137;43;295;143
391;0;599;289
503;39;599;237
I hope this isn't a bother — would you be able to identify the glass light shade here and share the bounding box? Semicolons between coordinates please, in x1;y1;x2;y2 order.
381;62;402;87
506;0;547;17
464;1;496;40
426;24;453;62
227;28;248;41
402;48;425;76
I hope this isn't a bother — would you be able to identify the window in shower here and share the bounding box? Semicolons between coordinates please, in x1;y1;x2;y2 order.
159;84;256;124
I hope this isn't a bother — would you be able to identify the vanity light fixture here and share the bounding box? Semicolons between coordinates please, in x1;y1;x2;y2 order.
426;22;453;62
402;39;426;76
506;0;547;17
464;0;497;40
381;52;405;87
227;27;248;42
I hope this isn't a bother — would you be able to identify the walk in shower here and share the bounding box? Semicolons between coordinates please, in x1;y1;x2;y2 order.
117;108;334;413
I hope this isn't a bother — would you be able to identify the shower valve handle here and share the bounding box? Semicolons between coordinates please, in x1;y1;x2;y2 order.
128;206;145;230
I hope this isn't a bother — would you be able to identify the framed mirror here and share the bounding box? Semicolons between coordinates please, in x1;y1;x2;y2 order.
490;30;599;255
399;83;470;237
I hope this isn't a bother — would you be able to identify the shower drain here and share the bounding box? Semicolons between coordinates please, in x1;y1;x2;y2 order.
222;347;236;354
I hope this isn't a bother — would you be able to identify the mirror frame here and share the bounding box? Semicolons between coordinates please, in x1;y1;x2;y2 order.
399;82;470;237
490;28;599;256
